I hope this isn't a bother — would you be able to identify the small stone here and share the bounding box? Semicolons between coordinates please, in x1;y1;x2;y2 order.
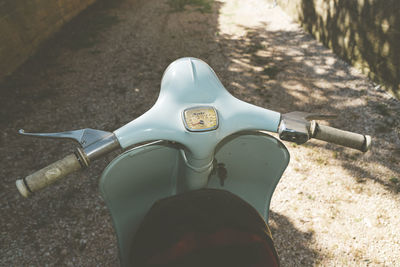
61;248;68;256
79;239;87;251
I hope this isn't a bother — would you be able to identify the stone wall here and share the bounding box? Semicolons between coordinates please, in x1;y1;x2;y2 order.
0;0;96;80
277;0;400;98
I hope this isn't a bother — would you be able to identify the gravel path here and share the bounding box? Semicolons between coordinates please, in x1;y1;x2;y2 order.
1;0;399;266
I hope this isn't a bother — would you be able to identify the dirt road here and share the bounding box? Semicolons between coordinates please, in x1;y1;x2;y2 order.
1;0;399;265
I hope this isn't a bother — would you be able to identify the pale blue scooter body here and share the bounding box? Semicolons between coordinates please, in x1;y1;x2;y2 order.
99;58;290;266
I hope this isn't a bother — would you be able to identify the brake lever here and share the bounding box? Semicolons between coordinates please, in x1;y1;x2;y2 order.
18;128;113;149
19;128;121;164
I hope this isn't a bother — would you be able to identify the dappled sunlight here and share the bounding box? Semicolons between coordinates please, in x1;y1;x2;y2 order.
1;0;399;265
218;0;271;36
294;0;400;97
213;1;400;264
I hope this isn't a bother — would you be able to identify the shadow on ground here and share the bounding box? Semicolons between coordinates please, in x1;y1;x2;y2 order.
298;0;400;98
218;23;400;194
269;211;320;265
0;0;399;265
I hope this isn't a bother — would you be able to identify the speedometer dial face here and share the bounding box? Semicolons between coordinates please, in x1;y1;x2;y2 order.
183;106;218;132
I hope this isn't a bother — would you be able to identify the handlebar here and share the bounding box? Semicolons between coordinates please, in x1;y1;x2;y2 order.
16;151;84;198
312;123;371;152
16;132;120;198
279;112;371;152
16;111;371;198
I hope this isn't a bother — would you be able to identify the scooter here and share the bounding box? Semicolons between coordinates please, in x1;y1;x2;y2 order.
16;58;371;266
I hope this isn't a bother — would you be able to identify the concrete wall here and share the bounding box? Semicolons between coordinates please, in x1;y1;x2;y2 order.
0;0;96;80
277;0;400;98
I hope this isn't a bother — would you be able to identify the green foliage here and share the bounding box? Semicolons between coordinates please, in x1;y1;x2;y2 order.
389;177;399;184
307;194;315;200
167;0;213;13
316;157;328;165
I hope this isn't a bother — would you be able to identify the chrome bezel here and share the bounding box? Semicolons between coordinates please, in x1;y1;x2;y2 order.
182;106;219;132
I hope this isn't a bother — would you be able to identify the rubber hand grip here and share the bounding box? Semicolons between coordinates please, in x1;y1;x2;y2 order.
313;124;371;152
16;153;82;198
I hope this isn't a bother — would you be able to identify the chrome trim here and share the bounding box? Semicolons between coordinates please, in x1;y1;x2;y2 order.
179;149;214;173
278;112;336;144
83;134;121;162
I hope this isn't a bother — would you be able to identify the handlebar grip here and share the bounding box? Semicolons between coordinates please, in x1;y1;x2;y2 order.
16;153;82;198
313;123;371;152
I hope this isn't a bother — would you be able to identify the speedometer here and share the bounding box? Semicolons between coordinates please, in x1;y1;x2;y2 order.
183;106;218;132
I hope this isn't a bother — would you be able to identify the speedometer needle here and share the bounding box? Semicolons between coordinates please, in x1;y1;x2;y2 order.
193;120;205;125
